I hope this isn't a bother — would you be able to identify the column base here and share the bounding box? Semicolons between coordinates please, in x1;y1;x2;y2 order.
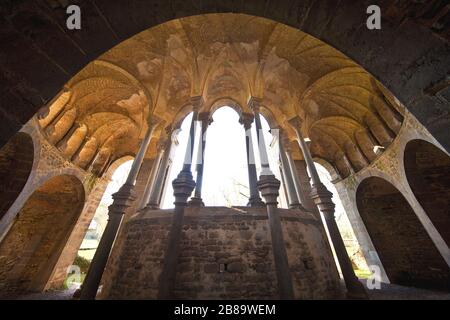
188;197;204;207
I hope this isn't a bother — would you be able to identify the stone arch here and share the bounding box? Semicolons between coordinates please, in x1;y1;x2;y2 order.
0;174;85;298
404;139;450;249
356;176;450;290
172;104;195;131
0;132;34;222
313;157;341;182
208;97;244;117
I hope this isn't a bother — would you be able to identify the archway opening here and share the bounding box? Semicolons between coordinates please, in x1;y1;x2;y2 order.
0;174;85;298
356;176;450;290
65;159;133;290
202;107;248;206
404;139;450;248
315;162;370;279
162;107;285;207
0;132;34;221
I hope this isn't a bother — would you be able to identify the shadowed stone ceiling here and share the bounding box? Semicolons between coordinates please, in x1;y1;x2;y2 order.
38;13;405;179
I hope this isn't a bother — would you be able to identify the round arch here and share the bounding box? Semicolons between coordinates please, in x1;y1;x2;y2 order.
404;139;450;249
0;174;85;298
0;132;34;221
356;176;450;290
208;98;244;117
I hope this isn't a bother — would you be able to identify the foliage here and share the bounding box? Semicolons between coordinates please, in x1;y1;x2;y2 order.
73;254;91;274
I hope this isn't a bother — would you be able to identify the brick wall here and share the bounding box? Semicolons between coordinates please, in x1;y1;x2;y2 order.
101;207;342;299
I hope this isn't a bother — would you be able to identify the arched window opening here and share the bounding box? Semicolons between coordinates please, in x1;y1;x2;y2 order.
356;176;450;290
0;175;85;298
201;107;248;206
64;160;132;290
404;139;450;248
314;162;371;279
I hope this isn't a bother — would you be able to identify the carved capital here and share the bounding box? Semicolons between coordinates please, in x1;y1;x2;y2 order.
190;96;204;111
239;112;254;130
197;112;213;126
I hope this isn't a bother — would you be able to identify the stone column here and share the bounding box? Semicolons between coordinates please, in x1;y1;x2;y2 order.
146;137;173;209
284;145;310;211
249;97;294;299
189;112;212;206
294;159;317;212
157;97;200;299
80;120;157;300
289;116;367;299
239;113;264;207
279;136;302;209
139;146;164;209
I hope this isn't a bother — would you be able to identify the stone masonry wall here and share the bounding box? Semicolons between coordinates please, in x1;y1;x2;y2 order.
101;207;342;299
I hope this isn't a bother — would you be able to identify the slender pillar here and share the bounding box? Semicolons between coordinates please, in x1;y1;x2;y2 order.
250;97;294;299
294;160;317;212
139;146;164;209
239;113;264;207
284;144;309;210
251;101;272;177
189;112;212;206
147;138;173;209
279;137;302;209
157;97;199;299
80;120;157;300
289;116;367;299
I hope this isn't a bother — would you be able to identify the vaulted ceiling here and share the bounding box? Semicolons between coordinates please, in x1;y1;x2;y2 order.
38;13;405;179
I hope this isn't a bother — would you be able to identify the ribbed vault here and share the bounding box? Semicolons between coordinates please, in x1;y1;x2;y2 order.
37;13;404;179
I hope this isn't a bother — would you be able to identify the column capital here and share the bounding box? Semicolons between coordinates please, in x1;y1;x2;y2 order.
190;96;204;111
248;96;263;112
239;112;254;130
197;111;213;126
